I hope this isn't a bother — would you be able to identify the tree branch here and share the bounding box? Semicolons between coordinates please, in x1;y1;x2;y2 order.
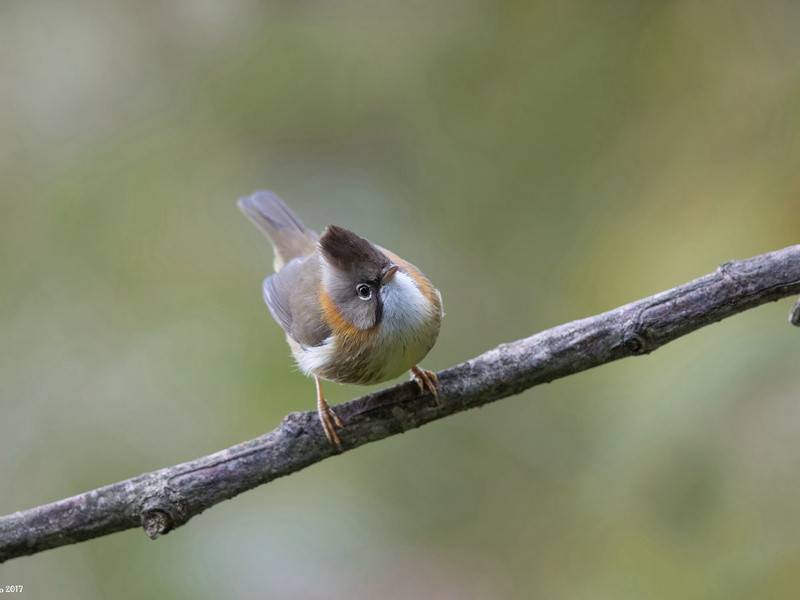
2;244;799;562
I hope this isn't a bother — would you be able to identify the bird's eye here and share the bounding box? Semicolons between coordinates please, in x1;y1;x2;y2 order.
356;283;372;300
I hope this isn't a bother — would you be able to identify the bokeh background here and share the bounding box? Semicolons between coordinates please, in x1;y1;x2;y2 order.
2;1;799;598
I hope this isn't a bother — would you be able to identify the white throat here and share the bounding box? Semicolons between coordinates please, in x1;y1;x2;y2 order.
380;271;432;336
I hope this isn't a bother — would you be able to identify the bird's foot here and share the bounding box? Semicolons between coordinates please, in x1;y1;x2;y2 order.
409;365;440;405
316;377;344;450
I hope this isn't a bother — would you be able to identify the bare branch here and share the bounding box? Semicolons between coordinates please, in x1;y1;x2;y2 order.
2;244;799;563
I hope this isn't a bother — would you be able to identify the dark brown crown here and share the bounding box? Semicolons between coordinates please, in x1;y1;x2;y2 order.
319;225;390;280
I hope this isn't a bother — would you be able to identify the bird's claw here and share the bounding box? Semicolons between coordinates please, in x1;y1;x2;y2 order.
410;365;440;405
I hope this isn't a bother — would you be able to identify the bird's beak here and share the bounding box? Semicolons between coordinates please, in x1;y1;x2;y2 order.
381;264;399;285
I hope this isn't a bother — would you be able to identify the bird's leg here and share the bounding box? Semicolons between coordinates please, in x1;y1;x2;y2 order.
409;365;440;405
316;376;344;450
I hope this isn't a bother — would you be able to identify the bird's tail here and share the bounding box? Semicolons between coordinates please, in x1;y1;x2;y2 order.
238;190;318;271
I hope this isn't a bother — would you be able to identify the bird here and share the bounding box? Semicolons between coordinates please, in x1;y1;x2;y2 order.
238;190;443;449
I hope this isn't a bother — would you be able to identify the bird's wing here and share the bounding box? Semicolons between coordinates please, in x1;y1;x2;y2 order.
262;254;331;347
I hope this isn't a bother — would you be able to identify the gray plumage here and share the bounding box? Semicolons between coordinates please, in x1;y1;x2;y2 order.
238;190;390;347
239;191;329;347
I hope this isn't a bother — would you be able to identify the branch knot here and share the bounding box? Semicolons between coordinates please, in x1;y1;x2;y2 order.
139;485;189;540
621;326;649;355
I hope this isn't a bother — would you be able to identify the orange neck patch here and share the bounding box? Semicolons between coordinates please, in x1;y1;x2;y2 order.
319;288;373;347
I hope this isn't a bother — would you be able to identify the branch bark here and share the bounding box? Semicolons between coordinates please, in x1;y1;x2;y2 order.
2;244;799;562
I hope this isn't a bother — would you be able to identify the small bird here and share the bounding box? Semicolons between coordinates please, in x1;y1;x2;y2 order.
238;191;443;449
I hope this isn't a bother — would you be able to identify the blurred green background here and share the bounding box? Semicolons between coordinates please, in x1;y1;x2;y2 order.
1;1;799;598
